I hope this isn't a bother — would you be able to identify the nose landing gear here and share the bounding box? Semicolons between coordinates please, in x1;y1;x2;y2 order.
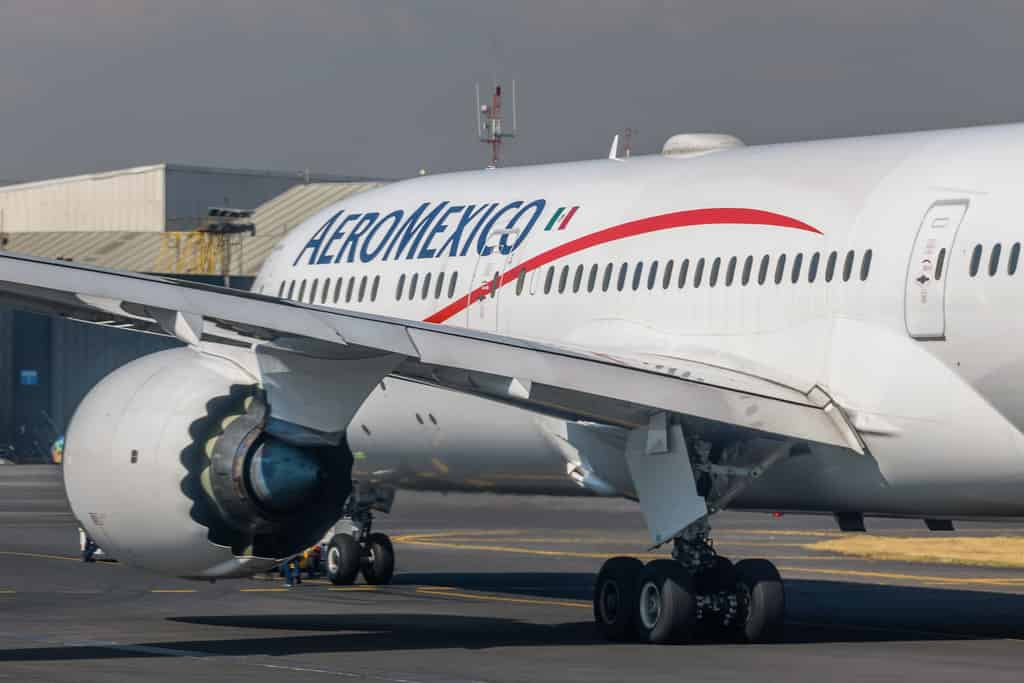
593;519;784;644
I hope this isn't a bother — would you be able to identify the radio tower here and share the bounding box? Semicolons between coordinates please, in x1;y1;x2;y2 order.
477;81;517;169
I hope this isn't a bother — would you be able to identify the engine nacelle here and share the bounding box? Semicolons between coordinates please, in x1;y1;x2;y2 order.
64;347;352;579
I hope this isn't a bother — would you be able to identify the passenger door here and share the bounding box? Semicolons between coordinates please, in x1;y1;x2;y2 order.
905;199;969;340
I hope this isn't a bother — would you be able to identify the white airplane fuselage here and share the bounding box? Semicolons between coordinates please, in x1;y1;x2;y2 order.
253;123;1024;520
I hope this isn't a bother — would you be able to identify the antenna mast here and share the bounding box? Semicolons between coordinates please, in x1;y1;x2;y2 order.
476;81;517;168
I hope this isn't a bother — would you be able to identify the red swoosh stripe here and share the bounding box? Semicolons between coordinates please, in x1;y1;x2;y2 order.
423;207;821;324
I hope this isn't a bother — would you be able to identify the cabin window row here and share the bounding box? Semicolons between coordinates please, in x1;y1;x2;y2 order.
969;243;1023;277
396;270;460;301
513;249;873;296
279;275;382;305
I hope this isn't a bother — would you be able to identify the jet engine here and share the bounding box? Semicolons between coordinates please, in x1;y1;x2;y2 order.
63;347;352;579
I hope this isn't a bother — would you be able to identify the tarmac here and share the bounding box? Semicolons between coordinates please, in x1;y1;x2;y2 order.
3;464;1024;682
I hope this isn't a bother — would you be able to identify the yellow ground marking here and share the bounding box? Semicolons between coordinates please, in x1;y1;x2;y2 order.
150;589;197;593
393;530;527;541
0;589;15;595
416;586;589;609
778;564;1024;587
721;529;843;538
396;536;660;560
806;535;1024;570
0;549;120;565
430;457;449;474
327;586;379;592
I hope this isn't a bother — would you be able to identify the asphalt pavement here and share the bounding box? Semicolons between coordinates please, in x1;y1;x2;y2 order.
3;464;1024;682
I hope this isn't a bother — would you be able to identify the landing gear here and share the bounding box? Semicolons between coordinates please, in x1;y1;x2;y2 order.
325;490;396;586
592;520;785;644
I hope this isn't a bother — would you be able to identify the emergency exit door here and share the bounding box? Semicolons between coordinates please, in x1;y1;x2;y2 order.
905;199;969;340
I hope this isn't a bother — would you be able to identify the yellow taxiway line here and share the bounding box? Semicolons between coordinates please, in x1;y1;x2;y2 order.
416;586;589;610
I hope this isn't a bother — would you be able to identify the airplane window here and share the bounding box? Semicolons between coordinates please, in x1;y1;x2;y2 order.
758;255;769;285
693;258;705;288
588;264;598;292
678;259;689;288
559;265;570;293
345;277;356;303
544;267;555;294
602;263;614;291
825;251;838;282
309;279;319;304
448;271;459;298
322;278;330;303
408;273;418;300
774;254;786;284
298;279;307;301
333;278;343;303
515;268;527;295
617;263;629;291
359;276;368;302
435;272;446;299
842;250;855;281
725;256;737;286
277;281;285;298
662;260;675;289
860;250;872;281
808;252;820;283
490;272;499;298
396;274;405;300
709;257;720;287
935;248;947;280
969;245;982;277
422;272;432;299
791;253;803;284
632;261;644;291
989;243;1002;276
573;264;584;293
1010;243;1021;275
371;275;380;301
647;260;659;290
287;280;296;299
742;255;753;285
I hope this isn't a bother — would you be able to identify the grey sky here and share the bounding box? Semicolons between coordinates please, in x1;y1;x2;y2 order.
1;1;1023;182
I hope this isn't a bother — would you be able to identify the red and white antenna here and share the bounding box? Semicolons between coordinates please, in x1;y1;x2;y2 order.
476;81;517;169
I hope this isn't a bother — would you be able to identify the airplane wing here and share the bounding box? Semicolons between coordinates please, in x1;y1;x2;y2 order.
0;253;863;453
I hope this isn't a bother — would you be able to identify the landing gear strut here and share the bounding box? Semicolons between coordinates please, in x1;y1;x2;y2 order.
593;518;784;644
325;487;396;586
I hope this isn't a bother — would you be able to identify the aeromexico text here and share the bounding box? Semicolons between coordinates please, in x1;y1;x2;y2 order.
294;199;551;266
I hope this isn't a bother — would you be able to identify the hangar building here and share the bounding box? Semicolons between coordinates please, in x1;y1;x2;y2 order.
0;164;386;460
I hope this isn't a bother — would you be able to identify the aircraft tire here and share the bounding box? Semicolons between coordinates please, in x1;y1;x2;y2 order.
634;560;697;644
326;533;361;585
732;558;785;643
361;533;395;585
593;556;643;641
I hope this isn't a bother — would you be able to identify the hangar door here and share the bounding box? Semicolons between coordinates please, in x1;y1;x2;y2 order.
904;199;969;340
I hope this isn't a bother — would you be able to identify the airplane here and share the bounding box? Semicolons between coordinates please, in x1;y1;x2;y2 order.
2;122;1022;645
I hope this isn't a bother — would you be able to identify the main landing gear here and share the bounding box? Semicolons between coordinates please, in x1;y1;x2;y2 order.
593;519;784;644
325;490;396;586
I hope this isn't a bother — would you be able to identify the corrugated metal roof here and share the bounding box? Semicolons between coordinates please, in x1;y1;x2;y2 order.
0;164;386;194
1;181;384;275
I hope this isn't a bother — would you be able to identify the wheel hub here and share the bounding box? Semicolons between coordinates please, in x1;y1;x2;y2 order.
639;581;662;630
599;581;620;623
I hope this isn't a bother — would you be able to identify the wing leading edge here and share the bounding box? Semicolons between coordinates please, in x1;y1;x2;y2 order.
0;253;863;453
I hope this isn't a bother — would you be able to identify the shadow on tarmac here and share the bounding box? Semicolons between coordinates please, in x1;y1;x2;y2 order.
3;577;1024;662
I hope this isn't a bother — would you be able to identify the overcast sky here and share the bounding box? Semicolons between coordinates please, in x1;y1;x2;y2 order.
2;1;1023;182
